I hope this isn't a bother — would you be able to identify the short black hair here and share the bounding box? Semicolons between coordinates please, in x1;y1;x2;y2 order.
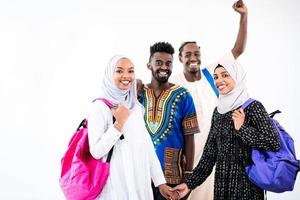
178;41;199;57
149;42;174;62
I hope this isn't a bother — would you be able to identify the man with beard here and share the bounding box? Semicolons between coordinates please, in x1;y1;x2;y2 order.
138;42;200;200
169;1;248;200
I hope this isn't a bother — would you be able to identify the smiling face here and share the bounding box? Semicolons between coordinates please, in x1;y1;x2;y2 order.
214;66;236;95
113;58;135;90
179;43;201;73
147;52;173;83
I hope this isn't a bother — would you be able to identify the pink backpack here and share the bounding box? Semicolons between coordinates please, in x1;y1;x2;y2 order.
59;98;114;200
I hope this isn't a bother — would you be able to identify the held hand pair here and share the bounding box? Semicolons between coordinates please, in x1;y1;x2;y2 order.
159;184;180;200
169;183;190;199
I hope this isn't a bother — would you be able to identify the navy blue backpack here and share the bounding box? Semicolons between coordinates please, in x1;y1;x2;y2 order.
242;98;300;193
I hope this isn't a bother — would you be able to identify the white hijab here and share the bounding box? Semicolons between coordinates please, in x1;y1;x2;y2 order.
100;55;137;111
216;53;250;114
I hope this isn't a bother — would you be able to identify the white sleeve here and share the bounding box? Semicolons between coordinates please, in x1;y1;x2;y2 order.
146;133;166;187
87;101;123;159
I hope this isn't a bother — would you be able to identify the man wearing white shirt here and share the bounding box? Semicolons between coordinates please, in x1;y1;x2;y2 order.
170;1;248;199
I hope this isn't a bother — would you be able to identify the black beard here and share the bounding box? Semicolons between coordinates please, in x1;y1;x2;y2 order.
157;77;168;83
186;65;200;73
152;70;170;83
189;70;199;74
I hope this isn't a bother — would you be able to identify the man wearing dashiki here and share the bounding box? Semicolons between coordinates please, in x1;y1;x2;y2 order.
138;42;200;200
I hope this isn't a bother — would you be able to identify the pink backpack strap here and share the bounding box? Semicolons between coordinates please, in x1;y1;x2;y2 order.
93;98;124;141
93;98;114;108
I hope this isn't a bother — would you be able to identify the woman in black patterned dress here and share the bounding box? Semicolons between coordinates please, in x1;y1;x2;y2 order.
171;52;280;200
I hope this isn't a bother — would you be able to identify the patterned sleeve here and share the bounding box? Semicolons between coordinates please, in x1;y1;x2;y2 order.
185;110;218;189
235;101;280;151
181;89;200;135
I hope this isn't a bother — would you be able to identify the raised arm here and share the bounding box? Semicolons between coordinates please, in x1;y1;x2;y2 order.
231;0;248;59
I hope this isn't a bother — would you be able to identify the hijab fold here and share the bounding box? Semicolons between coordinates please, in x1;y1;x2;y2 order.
100;55;137;111
216;52;250;114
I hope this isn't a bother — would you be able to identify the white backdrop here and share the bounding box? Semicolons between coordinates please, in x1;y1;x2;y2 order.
0;0;299;199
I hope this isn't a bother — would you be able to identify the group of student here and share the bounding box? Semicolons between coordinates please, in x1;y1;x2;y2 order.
87;1;281;200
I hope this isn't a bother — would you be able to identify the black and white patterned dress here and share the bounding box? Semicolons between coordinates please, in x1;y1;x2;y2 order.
185;100;280;200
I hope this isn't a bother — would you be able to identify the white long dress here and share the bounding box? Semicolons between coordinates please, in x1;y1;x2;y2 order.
88;100;166;200
170;65;218;200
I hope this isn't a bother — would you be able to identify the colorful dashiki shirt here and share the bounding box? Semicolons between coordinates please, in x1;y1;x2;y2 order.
139;85;200;184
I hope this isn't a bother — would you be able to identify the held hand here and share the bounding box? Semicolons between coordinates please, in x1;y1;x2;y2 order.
170;183;190;199
159;184;179;200
232;108;245;130
233;0;248;15
111;104;130;127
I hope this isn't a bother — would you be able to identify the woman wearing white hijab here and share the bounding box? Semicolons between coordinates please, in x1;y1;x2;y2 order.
172;53;280;200
88;55;177;200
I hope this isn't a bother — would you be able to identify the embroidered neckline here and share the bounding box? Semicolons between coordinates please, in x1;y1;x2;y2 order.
143;85;187;145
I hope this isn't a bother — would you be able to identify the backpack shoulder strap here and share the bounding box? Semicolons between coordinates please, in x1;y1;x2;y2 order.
202;68;219;97
93;98;114;108
92;98;122;162
241;98;255;109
